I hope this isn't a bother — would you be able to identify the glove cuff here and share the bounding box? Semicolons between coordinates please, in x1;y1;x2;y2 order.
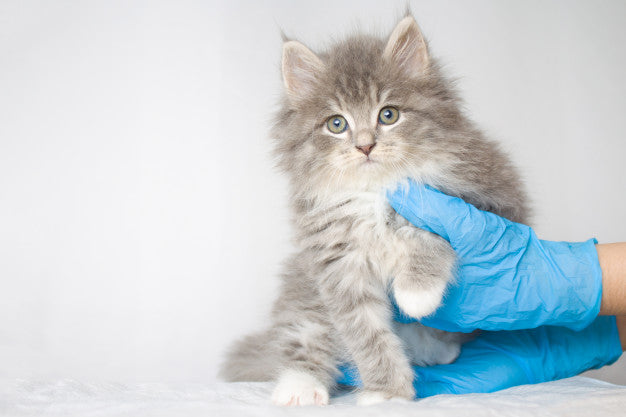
540;238;603;330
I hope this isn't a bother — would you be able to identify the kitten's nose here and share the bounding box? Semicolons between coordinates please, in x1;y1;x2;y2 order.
356;143;376;156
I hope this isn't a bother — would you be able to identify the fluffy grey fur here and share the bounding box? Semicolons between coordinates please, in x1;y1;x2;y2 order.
220;15;529;406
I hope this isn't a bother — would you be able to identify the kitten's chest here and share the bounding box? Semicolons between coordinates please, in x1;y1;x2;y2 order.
342;191;398;241
298;190;411;276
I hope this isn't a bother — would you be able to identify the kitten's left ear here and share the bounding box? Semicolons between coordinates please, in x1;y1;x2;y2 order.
384;16;430;77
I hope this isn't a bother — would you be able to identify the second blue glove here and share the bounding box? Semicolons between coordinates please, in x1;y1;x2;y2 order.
338;316;622;397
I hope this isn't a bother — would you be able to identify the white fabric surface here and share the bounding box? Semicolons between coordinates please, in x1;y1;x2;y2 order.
1;377;625;417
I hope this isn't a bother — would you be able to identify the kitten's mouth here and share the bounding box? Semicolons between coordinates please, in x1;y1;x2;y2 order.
361;157;378;166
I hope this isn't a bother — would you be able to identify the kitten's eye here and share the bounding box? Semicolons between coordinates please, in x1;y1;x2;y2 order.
378;106;399;125
326;115;348;134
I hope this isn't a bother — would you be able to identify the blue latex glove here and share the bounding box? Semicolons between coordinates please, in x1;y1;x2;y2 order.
388;180;603;332
337;316;622;397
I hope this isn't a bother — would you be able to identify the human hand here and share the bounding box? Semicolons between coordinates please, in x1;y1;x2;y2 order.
337;316;622;397
388;180;602;332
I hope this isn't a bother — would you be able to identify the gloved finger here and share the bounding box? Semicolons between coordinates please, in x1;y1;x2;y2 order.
336;363;360;387
387;180;490;252
337;364;474;398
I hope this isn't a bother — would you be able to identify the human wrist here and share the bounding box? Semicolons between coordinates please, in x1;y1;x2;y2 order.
597;243;626;316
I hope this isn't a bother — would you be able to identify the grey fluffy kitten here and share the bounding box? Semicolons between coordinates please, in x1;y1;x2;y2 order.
220;15;528;406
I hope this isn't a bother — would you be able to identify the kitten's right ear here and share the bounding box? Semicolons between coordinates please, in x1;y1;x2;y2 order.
281;41;324;101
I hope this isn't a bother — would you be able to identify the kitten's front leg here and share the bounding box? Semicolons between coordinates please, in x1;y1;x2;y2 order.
318;256;415;404
393;227;456;319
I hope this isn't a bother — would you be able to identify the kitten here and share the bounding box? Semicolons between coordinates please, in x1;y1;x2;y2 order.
220;15;529;406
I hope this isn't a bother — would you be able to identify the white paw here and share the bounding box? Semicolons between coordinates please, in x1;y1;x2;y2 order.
357;390;387;406
271;369;329;406
394;283;445;319
357;390;410;406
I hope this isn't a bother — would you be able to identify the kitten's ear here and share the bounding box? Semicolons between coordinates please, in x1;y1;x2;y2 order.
383;16;430;77
281;40;324;100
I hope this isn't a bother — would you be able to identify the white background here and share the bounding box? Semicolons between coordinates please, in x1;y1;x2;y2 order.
1;0;624;385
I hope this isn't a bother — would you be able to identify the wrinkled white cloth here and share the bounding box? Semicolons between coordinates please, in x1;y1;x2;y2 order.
1;377;625;417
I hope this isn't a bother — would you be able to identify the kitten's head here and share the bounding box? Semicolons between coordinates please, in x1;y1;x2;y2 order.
273;16;465;196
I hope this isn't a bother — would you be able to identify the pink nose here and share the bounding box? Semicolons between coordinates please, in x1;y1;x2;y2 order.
356;143;376;156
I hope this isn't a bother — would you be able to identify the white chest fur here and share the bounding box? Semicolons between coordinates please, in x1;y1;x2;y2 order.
302;188;416;283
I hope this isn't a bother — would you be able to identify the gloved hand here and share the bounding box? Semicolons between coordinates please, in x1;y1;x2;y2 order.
388;180;603;332
337;316;622;397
